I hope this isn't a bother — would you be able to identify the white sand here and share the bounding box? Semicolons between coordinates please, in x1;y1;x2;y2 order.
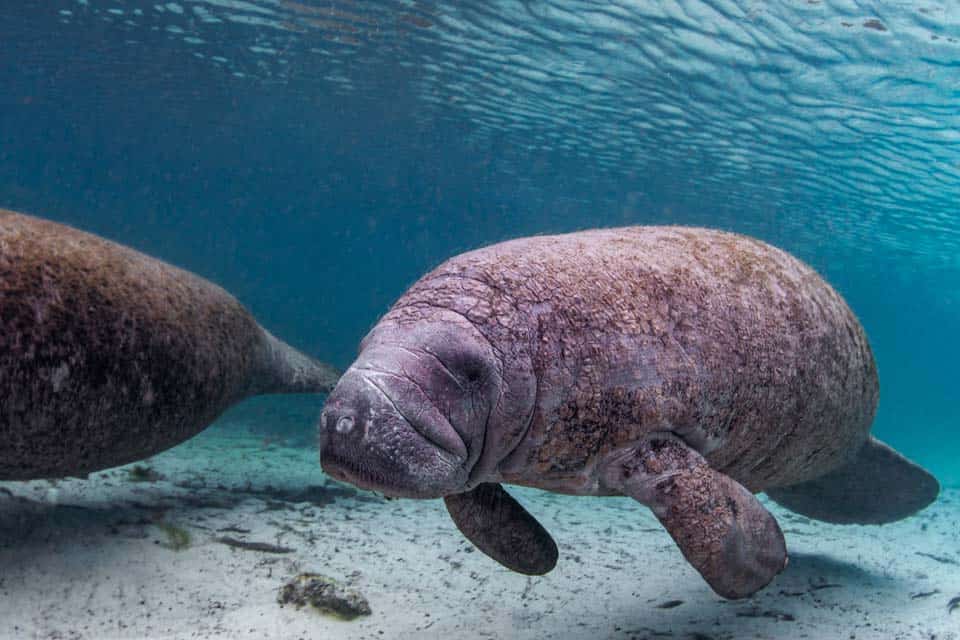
1;426;957;640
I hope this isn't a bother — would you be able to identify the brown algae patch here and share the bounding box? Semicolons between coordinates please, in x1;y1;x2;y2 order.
278;573;372;620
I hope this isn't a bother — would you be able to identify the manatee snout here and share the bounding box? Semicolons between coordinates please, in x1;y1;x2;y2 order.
320;363;469;499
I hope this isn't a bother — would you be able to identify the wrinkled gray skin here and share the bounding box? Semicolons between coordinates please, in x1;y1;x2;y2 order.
320;226;938;599
0;209;339;480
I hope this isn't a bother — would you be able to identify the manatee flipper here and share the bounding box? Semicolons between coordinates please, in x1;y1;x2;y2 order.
602;436;787;599
766;437;939;525
443;483;558;575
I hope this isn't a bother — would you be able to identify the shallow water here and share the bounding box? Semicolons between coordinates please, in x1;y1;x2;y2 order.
2;2;959;638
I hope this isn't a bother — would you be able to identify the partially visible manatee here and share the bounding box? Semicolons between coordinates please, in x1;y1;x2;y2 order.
0;209;339;480
319;226;939;600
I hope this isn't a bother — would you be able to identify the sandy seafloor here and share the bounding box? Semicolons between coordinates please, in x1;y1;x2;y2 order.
1;423;957;640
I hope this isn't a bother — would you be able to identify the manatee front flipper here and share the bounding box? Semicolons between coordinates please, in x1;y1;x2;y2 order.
766;437;939;524
443;483;558;575
602;436;787;599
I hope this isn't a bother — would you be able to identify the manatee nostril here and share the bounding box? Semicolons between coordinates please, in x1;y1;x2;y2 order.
335;416;355;434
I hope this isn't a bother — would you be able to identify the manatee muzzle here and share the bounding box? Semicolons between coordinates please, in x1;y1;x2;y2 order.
319;367;468;497
359;369;468;460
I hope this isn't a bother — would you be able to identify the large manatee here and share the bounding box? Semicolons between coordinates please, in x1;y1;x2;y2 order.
1;209;338;479
319;226;938;599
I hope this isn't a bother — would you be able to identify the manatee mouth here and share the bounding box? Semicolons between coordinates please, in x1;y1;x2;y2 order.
321;445;457;499
359;369;468;461
321;450;394;493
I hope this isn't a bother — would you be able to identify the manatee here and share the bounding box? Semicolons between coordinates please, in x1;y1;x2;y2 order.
319;226;939;599
0;209;339;480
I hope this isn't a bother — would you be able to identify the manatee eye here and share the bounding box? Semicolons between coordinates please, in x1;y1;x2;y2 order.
463;366;482;384
458;358;491;390
429;343;489;389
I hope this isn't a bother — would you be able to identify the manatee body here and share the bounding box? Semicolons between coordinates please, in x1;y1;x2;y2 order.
319;226;938;599
0;209;339;480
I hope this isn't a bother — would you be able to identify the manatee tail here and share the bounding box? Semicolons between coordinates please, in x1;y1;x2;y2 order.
765;437;939;525
255;330;341;395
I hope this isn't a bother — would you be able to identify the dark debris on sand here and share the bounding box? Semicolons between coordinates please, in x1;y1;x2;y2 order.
948;595;960;614
278;573;372;620
216;536;294;554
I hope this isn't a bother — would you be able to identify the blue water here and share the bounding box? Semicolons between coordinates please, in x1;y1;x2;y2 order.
2;3;957;481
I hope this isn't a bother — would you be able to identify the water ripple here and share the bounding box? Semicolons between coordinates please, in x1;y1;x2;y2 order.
50;0;960;267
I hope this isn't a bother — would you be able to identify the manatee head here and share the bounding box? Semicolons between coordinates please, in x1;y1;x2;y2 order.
320;310;502;499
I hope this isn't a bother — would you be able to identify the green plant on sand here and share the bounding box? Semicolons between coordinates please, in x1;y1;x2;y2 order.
126;464;163;482
156;522;191;551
